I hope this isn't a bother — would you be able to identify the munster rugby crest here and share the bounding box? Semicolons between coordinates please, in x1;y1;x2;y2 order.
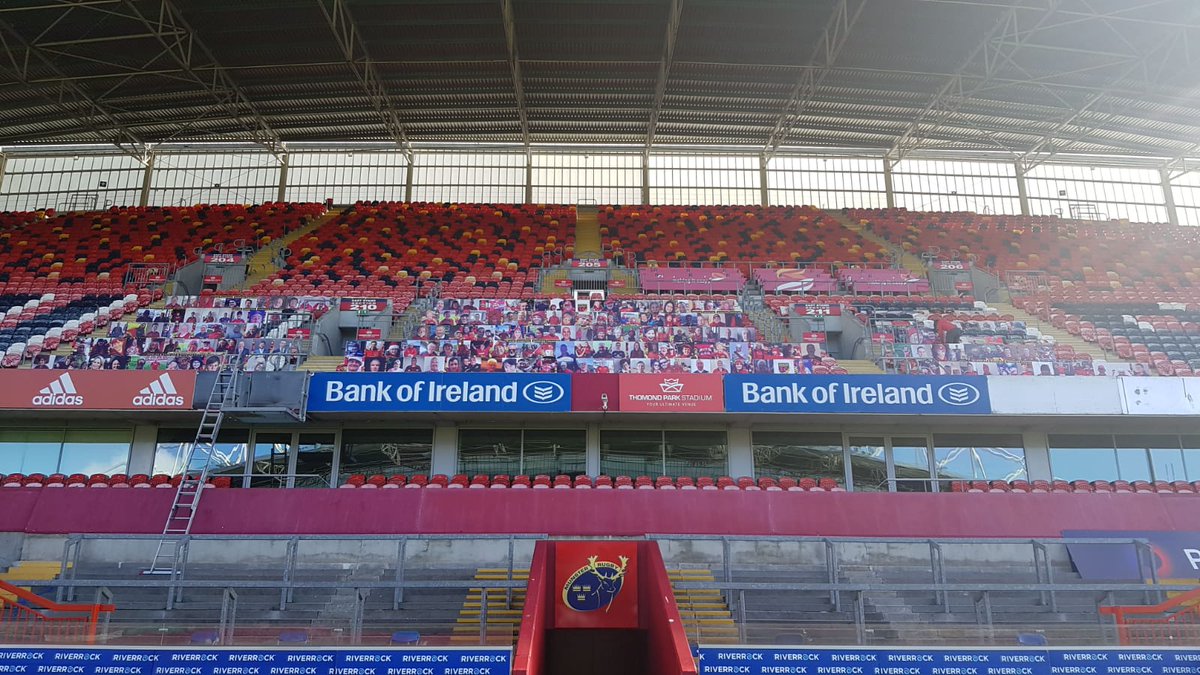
562;554;629;613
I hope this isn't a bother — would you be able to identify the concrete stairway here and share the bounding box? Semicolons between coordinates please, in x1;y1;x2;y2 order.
299;355;345;372
451;568;527;646
574;205;602;258
540;268;569;294
838;359;885;374
825;209;926;277
0;561;67;602
990;300;1110;361
669;568;739;645
241;208;343;289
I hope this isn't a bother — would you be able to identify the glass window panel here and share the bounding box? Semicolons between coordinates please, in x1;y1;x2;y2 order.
1115;448;1153;483
664;430;727;479
848;437;888;492
0;429;63;475
933;434;1026;485
250;432;291;488
60;429;132;476
294;433;335;488
153;428;249;478
600;430;663;477
1049;435;1117;481
458;429;523;477
338;429;432;482
752;431;844;482
891;437;932;492
521;429;586;477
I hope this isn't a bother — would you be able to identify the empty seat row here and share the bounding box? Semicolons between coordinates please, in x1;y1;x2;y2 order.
948;479;1200;494
0;473;234;488
339;474;845;491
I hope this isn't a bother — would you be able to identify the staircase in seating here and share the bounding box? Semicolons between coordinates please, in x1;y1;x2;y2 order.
990;300;1110;362
241;209;344;289
669;567;739;645
452;567;527;645
574;204;602;258
826;209;927;276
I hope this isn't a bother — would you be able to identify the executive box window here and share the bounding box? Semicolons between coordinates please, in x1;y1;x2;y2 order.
0;429;131;476
599;430;728;478
154;429;249;479
1049;434;1200;483
752;432;844;483
339;429;433;484
458;429;585;476
933;433;1027;488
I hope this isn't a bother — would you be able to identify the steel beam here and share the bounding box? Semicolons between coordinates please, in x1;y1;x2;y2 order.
500;0;529;150
645;0;683;155
886;0;1064;166
116;0;285;157
316;0;414;163
1019;21;1194;169
763;0;867;161
0;7;147;159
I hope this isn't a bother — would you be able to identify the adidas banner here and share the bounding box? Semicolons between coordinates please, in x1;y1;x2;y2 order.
0;370;196;410
308;373;572;413
724;375;992;414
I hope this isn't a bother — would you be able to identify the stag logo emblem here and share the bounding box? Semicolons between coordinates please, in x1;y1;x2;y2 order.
562;554;629;613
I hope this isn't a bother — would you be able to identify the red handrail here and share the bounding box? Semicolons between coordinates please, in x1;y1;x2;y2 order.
1100;587;1200;646
0;578;115;645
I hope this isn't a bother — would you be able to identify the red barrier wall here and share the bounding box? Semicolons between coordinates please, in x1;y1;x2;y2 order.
2;489;1200;537
512;541;551;675
638;541;699;675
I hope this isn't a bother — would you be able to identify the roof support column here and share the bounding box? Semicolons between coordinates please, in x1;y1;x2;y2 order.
1014;162;1030;216
139;152;155;208
277;153;289;203
1160;167;1179;226
524;151;532;205
0;154;8;197
641;153;651;205
883;159;896;209
404;158;414;203
759;155;770;207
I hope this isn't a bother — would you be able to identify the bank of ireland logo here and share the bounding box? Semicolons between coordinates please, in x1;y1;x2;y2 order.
937;382;982;406
522;380;565;405
563;555;629;613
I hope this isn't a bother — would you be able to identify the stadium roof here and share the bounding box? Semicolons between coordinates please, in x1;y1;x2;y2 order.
1;0;1198;164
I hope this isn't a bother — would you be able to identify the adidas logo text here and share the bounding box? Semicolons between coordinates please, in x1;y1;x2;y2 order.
33;373;84;406
133;374;185;407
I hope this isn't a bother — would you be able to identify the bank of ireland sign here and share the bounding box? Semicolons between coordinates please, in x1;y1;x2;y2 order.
724;375;991;414
308;373;571;412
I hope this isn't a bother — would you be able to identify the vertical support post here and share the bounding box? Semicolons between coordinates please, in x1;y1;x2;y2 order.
277;153;289;203
1015;161;1031;216
506;537;515;606
405;157;415;202
219;588;238;645
1160;167;1180;226
524;151;533;205
1033;541;1049;607
139;153;155;208
883;158;896;209
585;422;601;476
0;153;8;197
853;591;866;645
280;537;298;610
641;152;651;205
737;589;747;643
351;588;366;645
759;155;770;207
393;537;408;609
825;538;840;611
479;595;489;644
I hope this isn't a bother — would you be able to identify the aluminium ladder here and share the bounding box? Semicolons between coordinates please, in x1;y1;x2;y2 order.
147;355;244;574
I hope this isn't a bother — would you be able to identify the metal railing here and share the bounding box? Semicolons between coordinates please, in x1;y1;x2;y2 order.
1100;586;1200;645
0;579;114;645
2;533;1190;648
